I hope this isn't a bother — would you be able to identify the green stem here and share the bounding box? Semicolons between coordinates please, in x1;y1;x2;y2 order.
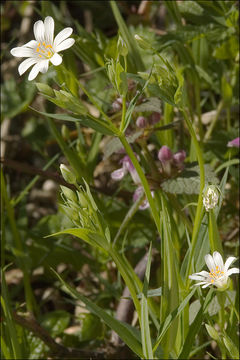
181;109;205;281
217;292;226;359
209;209;223;253
120;96;126;132
195;79;203;143
119;135;160;233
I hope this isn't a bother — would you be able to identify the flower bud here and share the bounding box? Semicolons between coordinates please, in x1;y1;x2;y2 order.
134;34;152;50
117;35;128;57
158;146;173;163
173;150;186;169
60;164;77;185
136;116;148;128
60;186;77;203
203;185;219;212
35;82;55;97
112;97;123;111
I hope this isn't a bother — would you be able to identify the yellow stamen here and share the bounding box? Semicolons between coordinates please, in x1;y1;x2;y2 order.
39;54;42;57
211;279;214;283
36;48;39;52
46;44;52;48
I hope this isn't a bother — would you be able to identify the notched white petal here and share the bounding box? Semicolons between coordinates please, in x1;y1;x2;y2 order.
50;53;62;66
33;20;45;42
44;16;54;45
213;251;224;270
23;40;38;48
224;256;237;272
10;47;35;58
205;254;215;271
226;267;240;276
18;58;38;75
53;27;73;48
28;62;42;81
55;38;75;52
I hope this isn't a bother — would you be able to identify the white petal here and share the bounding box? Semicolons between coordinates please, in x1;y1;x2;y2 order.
33;20;45;42
194;270;210;277
50;53;62;66
213;251;224;270
39;59;49;73
23;40;38;48
111;168;126;181
193;281;208;286
55;38;75;52
53;27;73;48
28;62;42;81
224;256;237;272
10;47;35;57
189;274;206;281
202;283;211;288
226;267;240;276
44;16;54;45
18;58;38;75
205;254;215;272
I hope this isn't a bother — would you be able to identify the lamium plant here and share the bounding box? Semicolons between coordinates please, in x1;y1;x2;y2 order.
1;1;239;360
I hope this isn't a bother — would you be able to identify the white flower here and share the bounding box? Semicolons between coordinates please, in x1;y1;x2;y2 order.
189;251;239;290
10;16;75;81
203;185;219;212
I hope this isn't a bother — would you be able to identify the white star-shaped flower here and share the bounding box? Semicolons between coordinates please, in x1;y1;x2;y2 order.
189;251;239;290
10;16;75;81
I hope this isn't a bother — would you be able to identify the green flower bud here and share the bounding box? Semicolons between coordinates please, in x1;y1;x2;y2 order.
134;34;152;50
60;185;77;203
35;82;55;97
60;164;77;185
117;35;128;57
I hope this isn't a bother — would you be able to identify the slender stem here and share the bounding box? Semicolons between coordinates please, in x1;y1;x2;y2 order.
195;79;203;143
181;109;205;281
119;135;160;233
120;96;126;132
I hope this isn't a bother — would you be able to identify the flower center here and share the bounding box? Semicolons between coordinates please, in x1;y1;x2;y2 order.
36;41;54;59
209;266;224;283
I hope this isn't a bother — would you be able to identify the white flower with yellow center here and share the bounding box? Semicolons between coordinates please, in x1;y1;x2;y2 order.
10;16;75;81
189;251;239;290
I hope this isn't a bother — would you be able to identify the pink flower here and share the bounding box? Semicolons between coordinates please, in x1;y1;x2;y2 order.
111;155;140;184
158;146;173;163
133;187;154;210
227;137;240;148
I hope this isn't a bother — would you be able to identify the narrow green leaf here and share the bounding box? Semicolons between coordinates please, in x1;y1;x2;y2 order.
30;107;116;136
223;333;239;359
110;1;145;72
178;289;214;359
153;287;197;354
46;228;109;252
141;243;153;359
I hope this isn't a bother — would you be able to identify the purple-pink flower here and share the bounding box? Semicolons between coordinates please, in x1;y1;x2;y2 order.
227;137;240;148
111;155;140;184
133;186;154;210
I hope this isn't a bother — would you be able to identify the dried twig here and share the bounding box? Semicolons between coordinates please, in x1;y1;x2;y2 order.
13;312;105;359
